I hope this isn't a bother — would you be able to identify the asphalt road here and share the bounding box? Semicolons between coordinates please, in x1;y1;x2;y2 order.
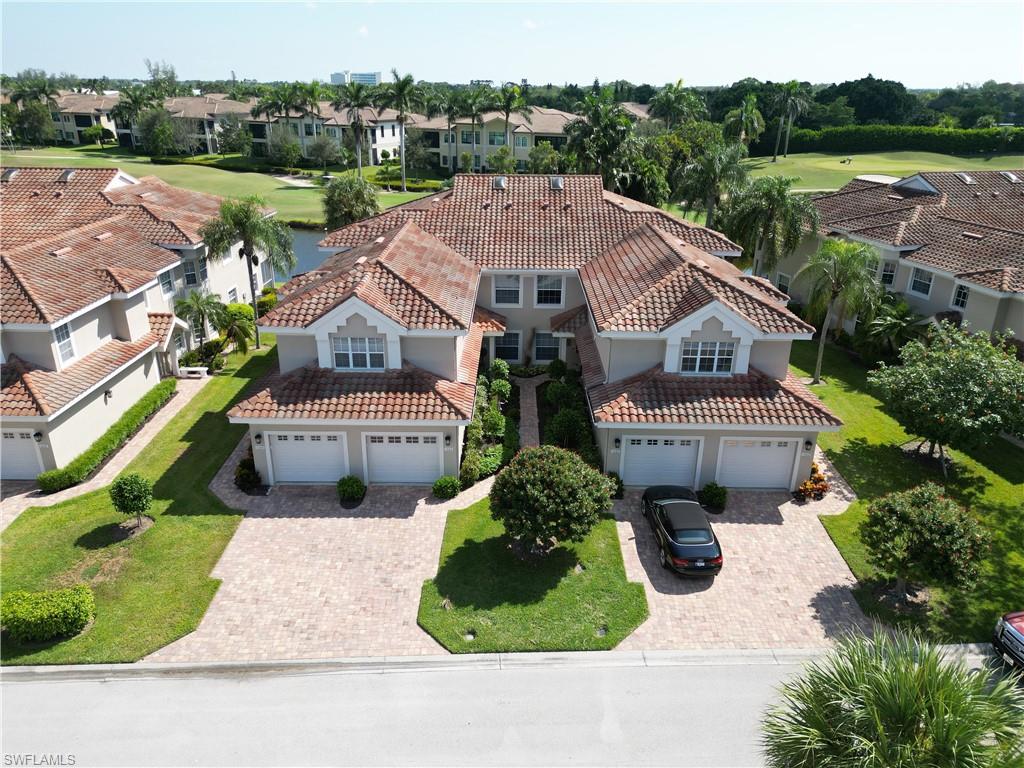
1;655;800;767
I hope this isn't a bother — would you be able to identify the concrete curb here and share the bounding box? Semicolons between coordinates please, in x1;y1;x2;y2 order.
0;644;996;683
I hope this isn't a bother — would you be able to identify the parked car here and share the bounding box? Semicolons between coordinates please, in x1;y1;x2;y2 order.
641;485;723;577
993;611;1024;668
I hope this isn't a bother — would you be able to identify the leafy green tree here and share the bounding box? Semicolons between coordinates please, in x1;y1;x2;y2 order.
649;79;706;129
723;93;765;145
528;140;561;173
330;81;375;176
13;101;56;145
495;81;532;147
762;630;1024;768
109;473;154;530
675;141;748;229
868;323;1024;469
268;131;301;167
795;239;878;384
375;70;424;192
144;58;180;98
217;114;252;155
402;127;433;174
860;483;990;601
81;123;113;147
10;76;60;108
307;135;340;169
175;291;227;346
459;150;474;174
487;145;517;174
322;175;381;231
137;108;190;156
198;197;296;349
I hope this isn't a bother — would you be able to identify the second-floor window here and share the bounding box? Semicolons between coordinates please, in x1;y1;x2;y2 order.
460;130;480;145
680;341;735;374
488;132;505;146
910;267;932;297
184;262;198;286
775;273;791;294
199;258;208;282
494;274;521;305
227;287;238;303
514;135;529;148
333;336;385;370
54;323;74;363
880;262;897;286
304;123;314;137
159;270;174;295
535;275;563;306
952;284;970;310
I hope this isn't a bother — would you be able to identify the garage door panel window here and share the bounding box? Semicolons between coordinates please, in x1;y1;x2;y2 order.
333;336;385;370
680;341;734;374
621;436;700;487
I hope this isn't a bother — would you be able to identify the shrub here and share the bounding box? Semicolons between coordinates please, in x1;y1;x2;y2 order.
109;472;153;529
476;373;490;391
545;358;567;381
478;444;504;477
544;380;578;410
544;407;590;449
256;292;278;317
698;482;728;510
1;585;95;644
509;364;547;378
179;349;201;367
260;285;276;297
489;446;613;553
501;415;520;465
607;472;625;499
465;420;484;450
748;124;1023;157
475;380;489;408
460;449;482;489
432;475;462;500
234;450;261;492
489;358;510;381
37;379;177;493
336;475;366;503
482;406;506;438
225;302;255;323
490;378;512;401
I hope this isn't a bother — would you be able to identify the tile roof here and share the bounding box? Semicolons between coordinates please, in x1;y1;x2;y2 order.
162;95;253;120
458;307;506;384
1;330;160;418
54;92;120;114
227;363;475;422
147;312;176;349
414;106;578;135
579;224;812;335
550;304;589;335
263;221;480;330
472;305;509;336
319;174;741;271
587;367;842;428
574;320;607;387
620;102;651;120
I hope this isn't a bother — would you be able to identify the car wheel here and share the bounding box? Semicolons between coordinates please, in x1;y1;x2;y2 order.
659;548;670;570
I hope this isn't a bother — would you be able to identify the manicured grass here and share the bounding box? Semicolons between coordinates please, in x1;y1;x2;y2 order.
418;499;648;652
745;151;1023;191
0;145;427;224
0;340;278;664
789;340;1024;641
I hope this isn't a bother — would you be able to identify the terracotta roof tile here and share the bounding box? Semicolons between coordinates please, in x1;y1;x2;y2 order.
458;307;506;384
550;304;589;334
574;321;606;388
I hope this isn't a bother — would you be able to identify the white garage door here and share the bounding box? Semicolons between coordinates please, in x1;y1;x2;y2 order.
621;437;700;487
365;434;442;484
269;432;348;483
718;439;798;489
1;430;41;480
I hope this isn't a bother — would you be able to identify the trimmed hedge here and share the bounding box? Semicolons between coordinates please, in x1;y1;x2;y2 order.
36;379;177;493
337;475;366;503
369;178;443;192
432;475;461;500
749;125;1024;157
1;585;95;644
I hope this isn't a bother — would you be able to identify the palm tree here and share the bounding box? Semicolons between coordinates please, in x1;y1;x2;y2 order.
762;630;1024;768
330;81;374;177
175;291;227;347
299;80;327;140
250;89;283;140
565;90;633;189
720;175;819;276
796;239;879;384
375;70;423;192
110;85;156;142
278;83;305;150
198;196;296;349
863;292;929;357
723;93;765;146
648;79;705;129
675;142;748;229
771;81;812;162
461;85;493;173
216;308;254;355
496;82;532;150
11;77;60;108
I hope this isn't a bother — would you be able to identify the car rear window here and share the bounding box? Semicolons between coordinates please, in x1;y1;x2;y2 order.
673;528;713;545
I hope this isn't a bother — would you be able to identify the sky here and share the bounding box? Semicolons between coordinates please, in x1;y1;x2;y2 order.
2;1;1022;89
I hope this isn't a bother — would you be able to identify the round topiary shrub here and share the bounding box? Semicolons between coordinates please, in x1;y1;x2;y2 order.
1;585;95;644
109;472;153;530
336;475;366;504
698;482;728;511
490;378;512;402
465;420;484;450
489;445;613;555
544;407;590;449
432;475;461;500
545;358;567;381
482;406;505;438
489;358;510;381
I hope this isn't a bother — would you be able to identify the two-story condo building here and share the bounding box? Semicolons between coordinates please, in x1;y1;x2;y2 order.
230;174;840;489
50;92;120;144
116;95;255;153
0;167;275;480
772;171;1024;343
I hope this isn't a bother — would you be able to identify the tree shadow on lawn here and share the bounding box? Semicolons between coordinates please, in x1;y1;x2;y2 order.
432;535;576;610
74;522;131;550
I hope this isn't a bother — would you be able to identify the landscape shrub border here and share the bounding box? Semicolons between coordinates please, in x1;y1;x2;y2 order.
1;585;95;644
36;379;178;493
749;125;1023;157
459;364;520;488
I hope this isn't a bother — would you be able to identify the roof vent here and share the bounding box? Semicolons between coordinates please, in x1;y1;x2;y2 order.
503;201;512;210
1;169;18;182
886;194;903;201
51;246;72;257
962;231;985;240
974;191;982;198
483;201;491;209
57;169;76;183
999;171;1020;183
992;191;1000;198
955;172;976;185
373;236;385;244
94;231;113;241
549;175;564;191
492;176;507;190
541;201;550;210
563;202;572;211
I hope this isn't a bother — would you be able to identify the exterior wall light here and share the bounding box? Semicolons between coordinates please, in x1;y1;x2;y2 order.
254;433;264;446
444;434;452;447
33;431;43;443
614;437;622;449
804;439;813;452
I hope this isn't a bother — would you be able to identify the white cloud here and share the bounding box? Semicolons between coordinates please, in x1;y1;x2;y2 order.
522;18;538;31
358;24;370;38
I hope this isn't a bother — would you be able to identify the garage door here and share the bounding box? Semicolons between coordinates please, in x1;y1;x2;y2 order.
269;432;348;483
365;434;442;484
621;437;700;487
1;430;41;480
717;439;798;489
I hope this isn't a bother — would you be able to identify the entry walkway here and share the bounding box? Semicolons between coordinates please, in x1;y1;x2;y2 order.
511;375;547;447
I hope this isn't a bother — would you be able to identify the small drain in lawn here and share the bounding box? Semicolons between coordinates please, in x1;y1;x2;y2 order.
595;624;608;638
464;630;476;642
574;562;585;574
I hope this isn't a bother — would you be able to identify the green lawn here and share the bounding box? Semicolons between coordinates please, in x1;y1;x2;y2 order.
746;151;1023;191
418;500;648;653
0;145;427;224
789;341;1024;642
0;340;278;664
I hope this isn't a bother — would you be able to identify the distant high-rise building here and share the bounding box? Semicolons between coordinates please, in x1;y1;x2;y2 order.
329;71;383;86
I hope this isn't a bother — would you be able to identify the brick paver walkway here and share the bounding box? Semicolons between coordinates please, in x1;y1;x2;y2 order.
0;377;211;532
511;375;547;447
148;438;495;662
615;449;869;650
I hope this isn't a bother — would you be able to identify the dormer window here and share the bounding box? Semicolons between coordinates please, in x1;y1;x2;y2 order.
333;336;385;370
680;341;734;374
54;323;75;363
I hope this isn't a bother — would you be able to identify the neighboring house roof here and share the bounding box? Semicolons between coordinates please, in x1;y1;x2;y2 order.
319;174;741;270
313;103;405;127
813;171;1024;294
264;220;480;330
587;367;842;428
619;102;650;120
413;106;578;135
162;95;253;120
54;92;120;114
579;224;812;335
227;363;475;422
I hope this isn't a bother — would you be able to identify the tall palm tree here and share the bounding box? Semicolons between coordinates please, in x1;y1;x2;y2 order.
771;81;812;162
720;175;819;276
250;89;283;140
762;630;1024;768
496;82;532;149
11;77;60;108
461;85;493;173
198;196;296;349
675;142;748;229
442;92;462;175
278;83;305;150
796;239;879;384
175;291;227;347
723;93;765;146
330;81;374;177
299;80;327;140
565;90;633;189
110;85;156;141
375;70;423;192
648;79;705;129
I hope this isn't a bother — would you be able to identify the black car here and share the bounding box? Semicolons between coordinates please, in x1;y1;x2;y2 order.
641;485;723;577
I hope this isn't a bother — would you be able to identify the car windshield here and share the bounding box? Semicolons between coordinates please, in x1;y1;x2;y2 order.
673;527;713;545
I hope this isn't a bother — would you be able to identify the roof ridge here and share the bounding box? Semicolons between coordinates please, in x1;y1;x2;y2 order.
373;259;464;329
1;211;133;256
1;254;51;323
5;354;52;415
934;214;1024;236
777;371;841;423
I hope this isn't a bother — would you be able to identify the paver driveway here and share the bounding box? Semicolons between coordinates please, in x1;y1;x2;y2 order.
149;440;491;663
615;454;870;650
